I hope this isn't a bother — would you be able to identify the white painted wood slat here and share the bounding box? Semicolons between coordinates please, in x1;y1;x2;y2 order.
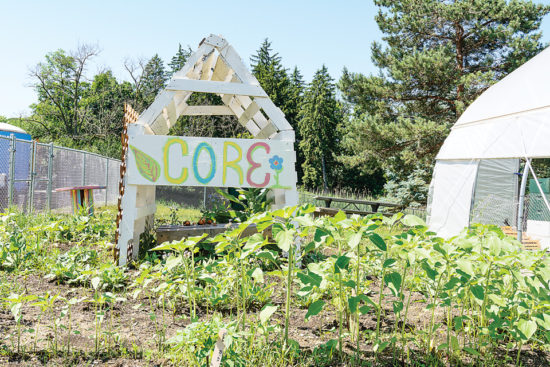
167;79;267;97
182;106;234;116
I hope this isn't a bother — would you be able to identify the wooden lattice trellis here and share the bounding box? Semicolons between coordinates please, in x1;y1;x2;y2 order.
115;35;298;266
114;103;139;262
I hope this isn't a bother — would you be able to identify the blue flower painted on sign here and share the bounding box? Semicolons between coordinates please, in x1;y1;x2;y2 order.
268;155;290;189
269;155;284;171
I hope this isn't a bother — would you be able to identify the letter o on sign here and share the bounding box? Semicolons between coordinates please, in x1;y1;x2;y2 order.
193;142;216;184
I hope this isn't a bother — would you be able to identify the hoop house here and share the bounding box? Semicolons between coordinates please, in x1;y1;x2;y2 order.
427;47;550;248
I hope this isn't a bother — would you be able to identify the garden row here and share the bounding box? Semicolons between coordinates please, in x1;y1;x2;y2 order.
0;206;549;366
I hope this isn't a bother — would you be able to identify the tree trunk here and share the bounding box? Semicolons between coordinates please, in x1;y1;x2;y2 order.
455;21;465;117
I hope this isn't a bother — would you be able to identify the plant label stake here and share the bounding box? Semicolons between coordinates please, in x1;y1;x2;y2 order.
210;328;227;367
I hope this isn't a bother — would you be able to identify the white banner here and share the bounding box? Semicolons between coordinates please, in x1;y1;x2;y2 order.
127;135;296;189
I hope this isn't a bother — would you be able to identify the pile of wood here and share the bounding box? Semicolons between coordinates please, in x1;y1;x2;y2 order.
501;226;541;250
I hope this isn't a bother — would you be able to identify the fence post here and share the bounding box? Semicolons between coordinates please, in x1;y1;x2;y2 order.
7;134;16;208
28;141;37;213
82;152;86;186
105;158;109;206
46;143;54;211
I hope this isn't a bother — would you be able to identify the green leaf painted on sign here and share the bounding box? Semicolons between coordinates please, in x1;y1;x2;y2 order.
130;145;160;182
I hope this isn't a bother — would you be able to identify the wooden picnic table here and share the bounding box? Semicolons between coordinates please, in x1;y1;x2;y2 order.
55;185;106;215
314;195;402;216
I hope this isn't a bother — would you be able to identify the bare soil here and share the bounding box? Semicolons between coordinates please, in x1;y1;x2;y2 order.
0;270;548;366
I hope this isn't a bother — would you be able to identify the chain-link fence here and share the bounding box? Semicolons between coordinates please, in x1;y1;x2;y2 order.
0;134;121;213
470;193;550;229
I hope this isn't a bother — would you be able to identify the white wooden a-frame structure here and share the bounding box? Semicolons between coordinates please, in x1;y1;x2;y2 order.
116;34;298;265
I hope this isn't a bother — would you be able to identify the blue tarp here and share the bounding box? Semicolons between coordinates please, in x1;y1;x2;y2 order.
0;131;32;200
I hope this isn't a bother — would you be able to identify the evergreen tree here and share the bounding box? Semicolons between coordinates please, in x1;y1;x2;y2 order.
288;67;306;182
298;66;342;190
168;44;192;76
142;54;168;104
287;67;305;131
338;0;549;205
250;39;292;112
251;40;309;183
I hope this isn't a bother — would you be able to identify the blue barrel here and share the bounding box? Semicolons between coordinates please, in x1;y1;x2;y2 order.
0;123;32;206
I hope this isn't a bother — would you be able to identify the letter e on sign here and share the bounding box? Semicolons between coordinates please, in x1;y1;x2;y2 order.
246;142;270;187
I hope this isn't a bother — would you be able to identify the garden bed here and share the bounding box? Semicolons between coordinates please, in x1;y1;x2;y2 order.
0;206;549;366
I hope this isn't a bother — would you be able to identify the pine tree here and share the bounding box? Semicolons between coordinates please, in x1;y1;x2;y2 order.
338;0;549;204
288;67;306;182
250;39;291;108
299;66;342;190
287;67;305;131
251;40;309;183
142;54;168;104
168;44;192;76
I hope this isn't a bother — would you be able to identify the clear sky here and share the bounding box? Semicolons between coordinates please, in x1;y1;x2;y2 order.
1;0;550;117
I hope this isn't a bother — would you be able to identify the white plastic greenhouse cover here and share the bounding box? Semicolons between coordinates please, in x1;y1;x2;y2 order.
438;47;550;160
428;46;550;236
427;160;479;237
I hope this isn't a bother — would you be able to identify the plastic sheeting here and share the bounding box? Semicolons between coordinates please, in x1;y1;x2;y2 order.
427;160;479;237
428;46;550;237
455;47;550;128
437;108;550;160
470;159;519;226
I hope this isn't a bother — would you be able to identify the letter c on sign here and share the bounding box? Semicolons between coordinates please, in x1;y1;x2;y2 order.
246;142;270;187
163;138;188;184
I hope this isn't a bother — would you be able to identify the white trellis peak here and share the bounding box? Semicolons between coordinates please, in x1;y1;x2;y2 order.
115;34;298;266
136;34;294;139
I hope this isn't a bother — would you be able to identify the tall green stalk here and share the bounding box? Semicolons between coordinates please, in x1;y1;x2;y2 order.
337;238;344;356
191;247;196;319
354;242;361;365
240;257;247;329
401;266;417;360
182;252;194;319
427;273;444;355
375;251;388;342
284;244;294;350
